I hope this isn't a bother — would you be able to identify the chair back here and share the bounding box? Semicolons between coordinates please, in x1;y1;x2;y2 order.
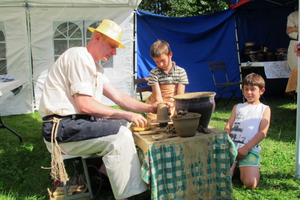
209;62;243;110
209;62;231;85
134;77;152;100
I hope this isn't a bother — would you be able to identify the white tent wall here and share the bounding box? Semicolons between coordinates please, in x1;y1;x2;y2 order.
0;0;141;116
0;7;33;116
30;7;135;108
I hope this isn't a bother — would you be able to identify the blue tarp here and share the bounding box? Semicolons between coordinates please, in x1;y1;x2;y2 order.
136;9;239;97
232;0;296;62
136;0;297;97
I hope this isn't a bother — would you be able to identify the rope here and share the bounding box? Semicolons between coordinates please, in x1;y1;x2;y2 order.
41;117;69;182
50;117;69;182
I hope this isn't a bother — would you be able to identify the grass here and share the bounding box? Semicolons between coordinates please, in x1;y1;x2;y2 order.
0;96;299;199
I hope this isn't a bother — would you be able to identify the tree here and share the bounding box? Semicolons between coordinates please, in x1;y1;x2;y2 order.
138;0;231;17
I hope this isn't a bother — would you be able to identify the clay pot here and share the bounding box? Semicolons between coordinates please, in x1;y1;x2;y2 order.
156;103;170;123
243;42;256;62
276;54;284;61
266;52;275;61
172;113;201;137
256;52;265;61
173;92;216;128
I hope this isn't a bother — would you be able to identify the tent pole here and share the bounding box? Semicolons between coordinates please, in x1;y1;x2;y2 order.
234;15;243;100
235;18;242;82
133;10;138;99
296;0;300;179
26;2;35;113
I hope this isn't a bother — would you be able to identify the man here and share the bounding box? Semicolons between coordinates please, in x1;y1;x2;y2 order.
39;19;159;200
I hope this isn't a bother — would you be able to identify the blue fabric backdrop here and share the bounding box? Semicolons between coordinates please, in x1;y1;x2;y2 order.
136;0;297;97
136;9;240;97
233;0;296;62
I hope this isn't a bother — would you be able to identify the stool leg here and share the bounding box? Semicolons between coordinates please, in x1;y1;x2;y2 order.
62;157;94;200
63;181;69;199
82;158;94;199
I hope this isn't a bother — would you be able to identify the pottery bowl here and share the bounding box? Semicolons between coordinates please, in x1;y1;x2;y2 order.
171;112;201;137
173;92;216;128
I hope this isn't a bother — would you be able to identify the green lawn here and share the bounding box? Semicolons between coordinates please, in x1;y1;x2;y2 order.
0;96;299;199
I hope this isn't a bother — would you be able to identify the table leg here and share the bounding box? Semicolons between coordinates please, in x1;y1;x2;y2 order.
0;115;22;142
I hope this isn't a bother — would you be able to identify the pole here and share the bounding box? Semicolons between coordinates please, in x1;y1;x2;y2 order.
295;0;300;179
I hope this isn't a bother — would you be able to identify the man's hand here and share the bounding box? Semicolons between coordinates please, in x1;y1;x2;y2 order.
294;43;300;57
150;101;174;114
130;113;147;127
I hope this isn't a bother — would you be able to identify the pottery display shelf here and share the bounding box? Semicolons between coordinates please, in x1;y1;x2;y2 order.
240;61;291;79
132;127;237;200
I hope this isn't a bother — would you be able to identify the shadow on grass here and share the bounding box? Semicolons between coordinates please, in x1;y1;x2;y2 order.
213;96;297;143
231;170;300;192
266;97;297;143
0;96;298;199
0;138;52;199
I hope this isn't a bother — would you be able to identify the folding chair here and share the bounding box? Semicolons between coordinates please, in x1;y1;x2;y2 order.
209;62;243;110
135;77;152;101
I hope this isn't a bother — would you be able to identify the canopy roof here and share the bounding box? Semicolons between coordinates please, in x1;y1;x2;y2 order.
0;0;142;8
231;0;297;9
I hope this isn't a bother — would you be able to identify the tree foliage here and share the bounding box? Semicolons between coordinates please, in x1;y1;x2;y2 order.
138;0;232;17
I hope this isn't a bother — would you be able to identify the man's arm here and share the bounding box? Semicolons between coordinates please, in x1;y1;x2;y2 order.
286;26;298;35
103;83;158;113
73;83;159;126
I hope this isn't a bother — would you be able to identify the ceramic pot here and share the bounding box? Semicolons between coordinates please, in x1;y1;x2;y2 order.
243;42;256;62
173;92;216;128
266;51;275;61
256;52;265;61
156;103;170;123
172;113;201;137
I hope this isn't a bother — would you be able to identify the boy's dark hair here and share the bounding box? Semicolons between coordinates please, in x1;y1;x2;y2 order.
242;73;265;89
150;40;171;58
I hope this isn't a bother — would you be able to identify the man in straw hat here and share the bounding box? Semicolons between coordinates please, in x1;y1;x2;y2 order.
39;19;160;199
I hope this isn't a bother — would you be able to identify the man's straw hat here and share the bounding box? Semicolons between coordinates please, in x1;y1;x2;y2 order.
88;19;125;49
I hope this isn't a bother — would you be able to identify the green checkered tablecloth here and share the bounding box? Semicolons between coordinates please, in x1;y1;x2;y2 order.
134;128;237;200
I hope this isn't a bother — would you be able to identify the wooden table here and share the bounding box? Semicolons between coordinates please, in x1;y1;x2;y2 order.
133;127;237;200
240;61;291;79
240;61;290;97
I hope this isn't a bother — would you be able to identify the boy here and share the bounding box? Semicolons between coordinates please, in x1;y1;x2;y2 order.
146;40;189;122
224;73;271;189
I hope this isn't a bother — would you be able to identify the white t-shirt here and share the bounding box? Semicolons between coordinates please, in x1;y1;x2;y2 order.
229;102;268;153
287;11;298;40
39;47;110;117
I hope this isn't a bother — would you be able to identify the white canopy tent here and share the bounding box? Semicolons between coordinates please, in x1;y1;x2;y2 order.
0;0;141;116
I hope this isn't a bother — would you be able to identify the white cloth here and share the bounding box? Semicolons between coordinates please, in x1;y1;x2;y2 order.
38;47;110;117
287;11;298;70
44;126;147;199
39;46;147;199
288;40;298;70
229;102;268;153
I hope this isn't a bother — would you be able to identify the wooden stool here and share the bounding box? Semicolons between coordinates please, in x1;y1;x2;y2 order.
61;154;94;200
